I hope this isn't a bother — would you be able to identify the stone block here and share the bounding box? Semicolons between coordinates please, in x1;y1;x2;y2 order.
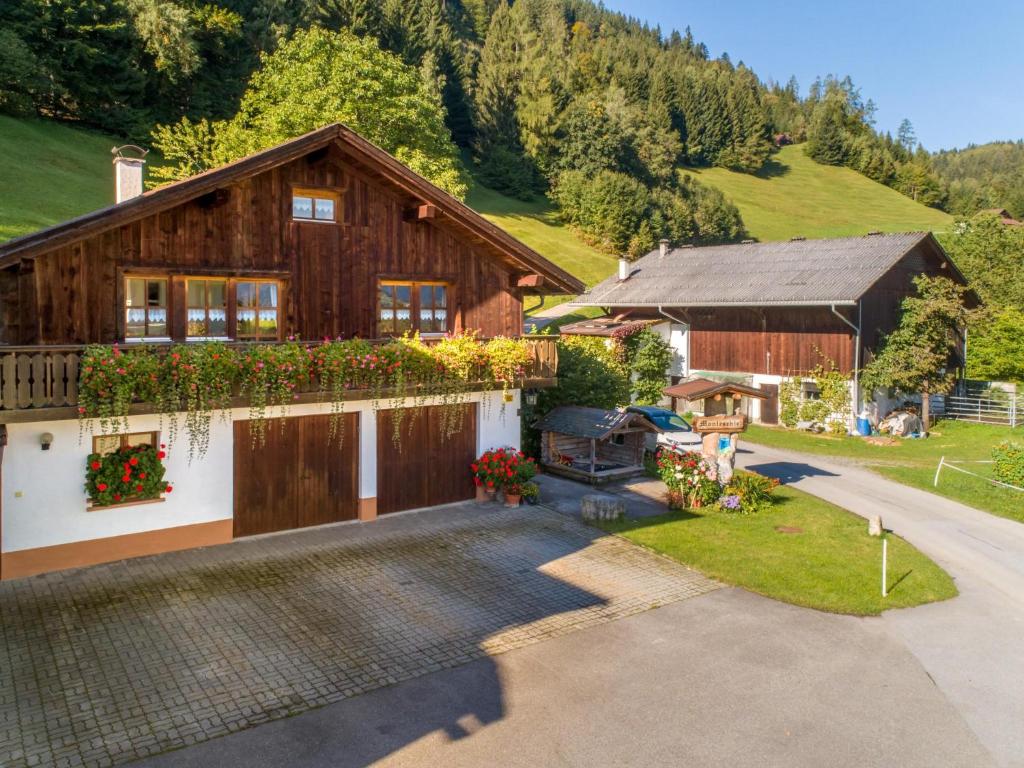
581;494;626;522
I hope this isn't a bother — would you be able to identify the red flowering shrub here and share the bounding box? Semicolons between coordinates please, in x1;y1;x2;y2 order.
471;447;536;492
85;444;171;507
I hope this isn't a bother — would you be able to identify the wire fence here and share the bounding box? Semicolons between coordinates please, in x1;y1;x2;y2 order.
934;456;1024;492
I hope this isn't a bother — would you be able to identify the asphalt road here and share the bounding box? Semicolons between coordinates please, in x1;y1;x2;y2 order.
129;589;991;768
737;442;1024;768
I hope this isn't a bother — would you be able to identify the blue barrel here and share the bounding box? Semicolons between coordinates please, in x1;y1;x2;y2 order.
856;417;871;436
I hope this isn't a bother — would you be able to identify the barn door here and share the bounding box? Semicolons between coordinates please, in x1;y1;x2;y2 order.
759;384;780;424
233;413;359;537
376;404;478;515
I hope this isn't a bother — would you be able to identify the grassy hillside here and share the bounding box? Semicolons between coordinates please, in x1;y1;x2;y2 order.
0;115;118;242
465;181;616;298
0;118;953;302
689;144;953;242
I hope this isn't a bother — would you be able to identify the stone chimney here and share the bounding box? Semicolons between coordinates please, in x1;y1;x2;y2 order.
659;239;670;258
618;257;630;281
112;145;149;203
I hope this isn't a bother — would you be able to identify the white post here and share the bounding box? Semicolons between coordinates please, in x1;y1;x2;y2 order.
882;537;888;598
934;456;945;488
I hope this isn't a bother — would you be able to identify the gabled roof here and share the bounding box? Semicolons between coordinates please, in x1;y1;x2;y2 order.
662;377;768;401
0;124;584;295
534;406;660;439
573;232;967;308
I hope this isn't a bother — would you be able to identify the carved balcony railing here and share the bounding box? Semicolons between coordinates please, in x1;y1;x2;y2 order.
0;336;559;420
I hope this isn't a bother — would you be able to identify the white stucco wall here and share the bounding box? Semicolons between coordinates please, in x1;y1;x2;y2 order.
649;320;689;378
3;388;520;553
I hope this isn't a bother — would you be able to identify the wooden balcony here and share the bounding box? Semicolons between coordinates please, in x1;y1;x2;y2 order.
0;337;559;423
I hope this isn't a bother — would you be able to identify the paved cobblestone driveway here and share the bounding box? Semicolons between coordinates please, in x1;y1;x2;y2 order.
0;503;717;768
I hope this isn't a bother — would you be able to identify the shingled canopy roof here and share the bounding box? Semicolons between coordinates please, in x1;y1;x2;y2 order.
573;232;967;308
0;123;584;295
534;406;660;439
663;378;768;401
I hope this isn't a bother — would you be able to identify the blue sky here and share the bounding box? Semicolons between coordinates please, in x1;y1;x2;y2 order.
601;0;1024;151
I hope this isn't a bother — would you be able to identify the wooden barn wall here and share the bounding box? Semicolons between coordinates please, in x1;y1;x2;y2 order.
19;147;522;344
858;243;949;364
687;307;855;375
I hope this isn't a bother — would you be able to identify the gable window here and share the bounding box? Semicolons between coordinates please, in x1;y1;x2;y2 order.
236;280;279;340
378;281;449;336
186;279;228;338
125;277;169;340
292;187;339;222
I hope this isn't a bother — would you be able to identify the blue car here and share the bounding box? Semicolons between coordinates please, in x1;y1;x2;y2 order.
626;406;703;453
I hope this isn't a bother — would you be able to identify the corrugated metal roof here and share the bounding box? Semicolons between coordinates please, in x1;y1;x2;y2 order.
534;406;659;439
574;232;932;307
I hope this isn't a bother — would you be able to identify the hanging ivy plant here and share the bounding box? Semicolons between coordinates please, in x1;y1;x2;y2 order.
236;343;311;446
164;342;239;460
76;334;538;454
431;333;489;439
78;344;161;436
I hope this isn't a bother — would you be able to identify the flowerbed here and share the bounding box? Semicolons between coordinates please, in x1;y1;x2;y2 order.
86;443;171;507
78;333;534;456
656;447;778;514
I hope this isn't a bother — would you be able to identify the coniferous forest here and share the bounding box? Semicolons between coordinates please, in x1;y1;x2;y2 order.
0;0;1020;248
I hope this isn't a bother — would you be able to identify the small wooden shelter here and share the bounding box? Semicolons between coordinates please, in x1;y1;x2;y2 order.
535;406;659;484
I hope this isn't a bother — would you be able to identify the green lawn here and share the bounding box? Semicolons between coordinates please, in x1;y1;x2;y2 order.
599;483;957;615
689;144;953;242
743;420;1024;523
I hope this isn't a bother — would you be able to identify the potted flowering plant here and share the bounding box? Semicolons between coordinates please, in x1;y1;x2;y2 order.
656;448;722;509
85;443;172;507
501;449;537;507
471;448;506;500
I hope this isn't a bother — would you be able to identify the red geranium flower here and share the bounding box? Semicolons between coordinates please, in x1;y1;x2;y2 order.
135;484;144;492
129;457;139;467
165;485;173;493
90;461;101;470
157;451;166;459
97;482;108;491
113;494;122;501
122;475;131;483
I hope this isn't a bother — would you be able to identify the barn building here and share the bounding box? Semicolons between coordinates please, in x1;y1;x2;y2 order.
564;234;973;424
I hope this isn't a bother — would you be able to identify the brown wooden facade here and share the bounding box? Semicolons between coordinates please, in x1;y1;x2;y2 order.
638;238;964;377
0;124;582;347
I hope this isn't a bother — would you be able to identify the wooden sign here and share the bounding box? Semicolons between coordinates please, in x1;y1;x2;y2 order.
692;414;747;434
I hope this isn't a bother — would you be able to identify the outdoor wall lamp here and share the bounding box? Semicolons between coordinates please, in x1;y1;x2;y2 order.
40;432;54;451
524;390;539;406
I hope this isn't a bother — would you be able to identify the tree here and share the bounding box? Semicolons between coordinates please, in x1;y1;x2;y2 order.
897;118;916;153
151;27;467;198
967;306;1024;382
625;329;672;404
862;276;972;431
940;215;1024;310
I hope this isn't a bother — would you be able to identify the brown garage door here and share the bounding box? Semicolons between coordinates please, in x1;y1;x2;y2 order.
233;413;359;537
376;403;478;515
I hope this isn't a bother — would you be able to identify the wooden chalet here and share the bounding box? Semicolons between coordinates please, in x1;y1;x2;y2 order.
0;123;583;579
535;406;659;484
566;234;975;425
